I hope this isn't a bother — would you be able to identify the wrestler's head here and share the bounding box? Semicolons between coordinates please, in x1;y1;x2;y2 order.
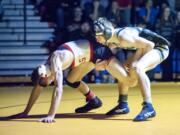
31;64;52;87
94;17;114;44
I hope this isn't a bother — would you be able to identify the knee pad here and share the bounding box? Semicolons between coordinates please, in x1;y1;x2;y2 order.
66;79;80;88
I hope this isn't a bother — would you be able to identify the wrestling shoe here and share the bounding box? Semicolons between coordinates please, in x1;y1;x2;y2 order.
75;96;102;113
106;102;129;115
133;102;156;122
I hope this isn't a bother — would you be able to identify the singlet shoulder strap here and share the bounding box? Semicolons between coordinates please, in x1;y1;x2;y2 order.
115;27;126;38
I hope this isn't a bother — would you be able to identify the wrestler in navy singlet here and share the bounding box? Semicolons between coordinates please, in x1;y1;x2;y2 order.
115;27;170;61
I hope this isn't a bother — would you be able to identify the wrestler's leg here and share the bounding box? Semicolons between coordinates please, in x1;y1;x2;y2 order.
106;57;137;86
106;57;138;97
132;49;161;121
132;49;161;103
67;62;102;113
105;57;132;115
66;62;95;95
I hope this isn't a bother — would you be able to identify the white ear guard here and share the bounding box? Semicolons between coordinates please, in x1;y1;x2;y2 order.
38;64;51;77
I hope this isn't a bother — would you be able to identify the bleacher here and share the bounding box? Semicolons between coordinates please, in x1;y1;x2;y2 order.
0;0;180;84
0;0;54;83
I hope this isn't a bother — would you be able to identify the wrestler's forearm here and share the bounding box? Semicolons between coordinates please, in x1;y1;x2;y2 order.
126;49;143;65
47;86;62;118
48;71;63;118
23;85;43;114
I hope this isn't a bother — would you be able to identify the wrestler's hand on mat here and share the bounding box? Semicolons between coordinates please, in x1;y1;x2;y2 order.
7;112;28;119
39;115;55;123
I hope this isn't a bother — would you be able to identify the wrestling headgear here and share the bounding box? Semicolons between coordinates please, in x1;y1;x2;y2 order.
38;64;51;77
94;17;114;41
31;64;51;87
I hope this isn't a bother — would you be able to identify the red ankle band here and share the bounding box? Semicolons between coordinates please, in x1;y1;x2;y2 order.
86;90;95;101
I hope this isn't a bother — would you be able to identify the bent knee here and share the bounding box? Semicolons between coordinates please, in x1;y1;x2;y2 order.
65;78;80;88
132;63;145;74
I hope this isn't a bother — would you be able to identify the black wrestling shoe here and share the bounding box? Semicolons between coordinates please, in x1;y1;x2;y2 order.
75;97;102;113
106;102;129;115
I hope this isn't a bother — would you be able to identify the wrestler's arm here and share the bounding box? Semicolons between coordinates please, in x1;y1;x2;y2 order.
8;85;43;119
94;57;138;87
23;85;43;115
124;49;143;69
95;60;109;71
121;34;155;66
39;54;63;123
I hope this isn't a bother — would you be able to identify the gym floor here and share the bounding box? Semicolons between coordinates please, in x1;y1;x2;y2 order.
0;83;180;135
